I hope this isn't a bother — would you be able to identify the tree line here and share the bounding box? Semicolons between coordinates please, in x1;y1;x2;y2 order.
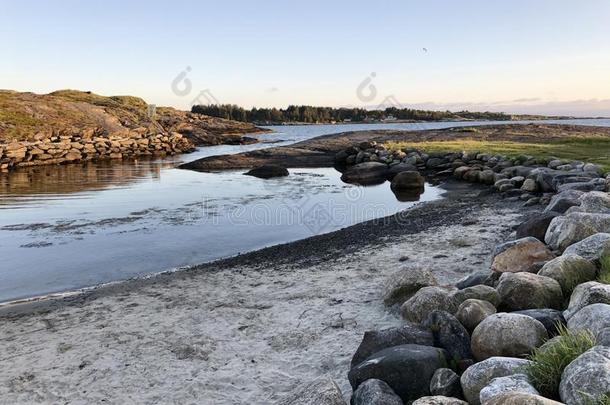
191;104;513;124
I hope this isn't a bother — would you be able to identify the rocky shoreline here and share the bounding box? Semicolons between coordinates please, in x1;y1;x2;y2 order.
280;142;610;404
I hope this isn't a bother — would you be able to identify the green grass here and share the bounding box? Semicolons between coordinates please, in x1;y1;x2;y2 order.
598;251;610;284
525;324;596;399
385;137;610;173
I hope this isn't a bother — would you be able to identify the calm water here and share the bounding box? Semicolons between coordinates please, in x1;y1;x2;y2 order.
1;119;610;303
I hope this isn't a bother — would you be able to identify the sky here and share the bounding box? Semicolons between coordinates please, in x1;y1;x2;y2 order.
2;0;610;116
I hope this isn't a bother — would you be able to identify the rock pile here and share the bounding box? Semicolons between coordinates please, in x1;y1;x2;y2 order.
280;143;610;404
0;131;194;169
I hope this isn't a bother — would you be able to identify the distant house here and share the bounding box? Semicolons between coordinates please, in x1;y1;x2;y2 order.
383;115;397;122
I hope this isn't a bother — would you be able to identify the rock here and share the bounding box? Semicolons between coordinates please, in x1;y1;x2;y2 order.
454;166;473;179
422;311;473;367
276;377;346;405
401;286;458;323
427;157;448;169
557;178;607;192
455;271;498;289
496;272;563;311
391;171;425;190
430;368;462;398
460;357;532;405
544;190;584;214
244;165;289;179
384;267;438;306
544;212;610;251
564;282;610;320
538;254;597;296
515;212;560;242
350;323;434;368
351;379;403;405
456;299;497;331
387;163;418;179
479;374;540;405
567;303;610;337
484;392;563;405
348;344;448;403
412;396;467;405
559;346;610;405
471;313;548;361
576;191;610;213
511;309;566;337
562;232;610;263
341;162;389;185
452;285;501;307
597;328;610;346
491;237;555;274
479;170;496;185
521;178;539;193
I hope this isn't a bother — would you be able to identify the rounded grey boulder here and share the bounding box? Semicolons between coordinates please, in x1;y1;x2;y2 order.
559;346;610;405
496;272;563;311
564;281;610;320
479;374;540;405
567;303;610;337
384;267;438;306
400;286;458;323
562;232;610;262
537;254;597;297
351;379;403;405
348;344;448;403
471;313;548;361
460;356;532;405
391;170;425;190
430;368;462;398
456;299;496;331
452;285;500;307
277;377;346;405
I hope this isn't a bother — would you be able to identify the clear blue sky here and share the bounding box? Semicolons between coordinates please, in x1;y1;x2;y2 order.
2;0;610;115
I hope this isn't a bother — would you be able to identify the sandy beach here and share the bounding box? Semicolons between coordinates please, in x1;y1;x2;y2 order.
0;182;529;404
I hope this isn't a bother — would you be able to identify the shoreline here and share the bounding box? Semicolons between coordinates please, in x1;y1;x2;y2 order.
0;179;530;404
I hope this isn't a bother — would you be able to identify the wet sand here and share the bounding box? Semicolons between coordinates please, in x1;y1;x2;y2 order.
0;181;532;404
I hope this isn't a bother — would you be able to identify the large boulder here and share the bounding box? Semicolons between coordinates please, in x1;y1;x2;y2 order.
422;310;473;367
277;377;346;405
479;374;540;405
412;396;467;405
401;286;459;323
391;171;425;190
351;379;403;405
567;303;610;337
384;267;438;306
564;282;610;320
511;309;566;337
456;299;497;331
491;237;555;274
460;357;532;405
545;212;610;251
543;189;584;213
244;165;289;179
496;272;563;311
575;191;610;213
387;163;418;179
515;212;560;242
452;285;500;307
484;392;563;404
471;313;548;361
557;178;606;192
430;368;462;398
341;162;389;185
537;254;597;297
559;346;610;405
351;323;434;368
348;344;448;403
563;233;610;262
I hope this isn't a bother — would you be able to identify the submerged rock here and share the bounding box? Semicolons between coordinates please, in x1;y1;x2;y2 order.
244;164;289;179
471;313;548;361
348;344;448;403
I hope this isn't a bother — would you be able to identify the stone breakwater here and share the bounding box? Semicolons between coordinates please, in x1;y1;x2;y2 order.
0;131;194;170
278;142;610;405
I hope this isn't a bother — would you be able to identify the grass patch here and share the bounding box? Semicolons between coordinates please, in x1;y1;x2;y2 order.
598;250;610;284
385;137;610;173
526;323;596;399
